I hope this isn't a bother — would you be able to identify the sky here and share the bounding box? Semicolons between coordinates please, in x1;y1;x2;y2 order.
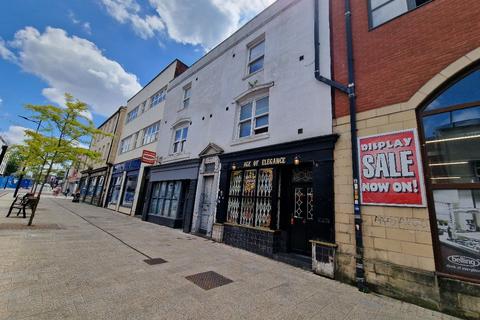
0;0;275;145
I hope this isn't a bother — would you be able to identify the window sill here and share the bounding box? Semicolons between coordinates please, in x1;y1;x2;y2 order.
230;133;269;146
242;68;264;81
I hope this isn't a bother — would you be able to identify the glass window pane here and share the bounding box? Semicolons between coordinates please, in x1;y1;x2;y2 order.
250;41;265;61
423;106;480;184
432;189;480;278
255;115;269;128
425;70;480;112
240;103;252;121
249;57;264;74
121;175;138;207
240;122;251;138
255;97;269;115
371;0;408;27
182;127;189;139
175;129;182;140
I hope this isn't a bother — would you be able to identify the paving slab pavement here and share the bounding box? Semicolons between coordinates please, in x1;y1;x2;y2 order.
0;194;460;320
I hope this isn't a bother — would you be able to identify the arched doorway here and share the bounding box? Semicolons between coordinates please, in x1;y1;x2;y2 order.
418;65;480;282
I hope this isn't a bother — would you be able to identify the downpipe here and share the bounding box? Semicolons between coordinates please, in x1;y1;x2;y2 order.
314;0;368;292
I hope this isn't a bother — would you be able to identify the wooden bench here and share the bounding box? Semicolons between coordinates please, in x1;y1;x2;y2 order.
6;194;39;219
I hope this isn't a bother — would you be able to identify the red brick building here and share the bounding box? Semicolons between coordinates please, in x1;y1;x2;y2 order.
330;0;480;318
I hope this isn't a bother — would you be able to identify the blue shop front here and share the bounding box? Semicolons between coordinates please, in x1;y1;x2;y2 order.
106;158;142;215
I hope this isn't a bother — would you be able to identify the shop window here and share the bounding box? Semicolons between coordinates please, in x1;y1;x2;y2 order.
142;122;160;145
150;87;167;108
92;176;104;204
368;0;431;28
238;96;269;138
173;126;188;154
86;176;97;198
121;174;138;208
419;66;480;280
227;168;273;228
149;181;182;218
247;39;265;75
109;175;122;205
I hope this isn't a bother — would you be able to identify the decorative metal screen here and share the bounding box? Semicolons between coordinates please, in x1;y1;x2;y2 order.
294;188;304;218
227;171;243;223
255;168;273;227
227;168;274;229
292;167;313;183
240;170;257;226
307;187;314;221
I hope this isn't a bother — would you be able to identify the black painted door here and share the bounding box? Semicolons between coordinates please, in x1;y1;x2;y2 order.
290;180;314;255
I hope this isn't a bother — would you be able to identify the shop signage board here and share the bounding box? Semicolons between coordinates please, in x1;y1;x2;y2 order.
141;150;157;165
358;129;426;207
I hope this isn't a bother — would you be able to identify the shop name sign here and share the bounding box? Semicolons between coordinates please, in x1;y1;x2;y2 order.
243;157;286;168
358;129;426;207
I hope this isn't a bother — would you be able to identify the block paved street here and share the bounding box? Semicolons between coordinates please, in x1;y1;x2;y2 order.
0;193;460;320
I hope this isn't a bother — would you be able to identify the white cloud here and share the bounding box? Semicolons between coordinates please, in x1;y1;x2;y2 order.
101;0;274;49
0;126;28;145
0;98;3;105
2;27;141;116
100;0;164;39
150;0;275;49
0;38;17;62
68;10;92;34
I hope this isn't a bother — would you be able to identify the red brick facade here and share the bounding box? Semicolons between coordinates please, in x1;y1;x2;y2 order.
332;0;480;117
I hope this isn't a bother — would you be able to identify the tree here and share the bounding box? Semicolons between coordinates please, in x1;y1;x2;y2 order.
3;147;25;176
20;94;108;225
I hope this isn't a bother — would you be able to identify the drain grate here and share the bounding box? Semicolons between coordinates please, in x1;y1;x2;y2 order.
144;258;167;265
185;271;233;290
0;223;62;230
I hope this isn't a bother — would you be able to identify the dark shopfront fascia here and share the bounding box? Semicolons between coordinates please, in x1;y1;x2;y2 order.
79;167;108;207
216;135;338;258
141;159;200;231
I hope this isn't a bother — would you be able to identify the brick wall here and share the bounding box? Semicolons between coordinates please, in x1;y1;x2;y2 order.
331;0;480;117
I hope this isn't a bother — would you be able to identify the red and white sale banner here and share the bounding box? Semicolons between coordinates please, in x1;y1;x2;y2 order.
358;129;426;207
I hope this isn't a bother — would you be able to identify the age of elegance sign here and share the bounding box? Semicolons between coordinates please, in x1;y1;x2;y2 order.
358;129;426;207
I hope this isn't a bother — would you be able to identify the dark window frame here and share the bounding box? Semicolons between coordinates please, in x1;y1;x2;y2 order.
367;0;433;30
417;64;480;284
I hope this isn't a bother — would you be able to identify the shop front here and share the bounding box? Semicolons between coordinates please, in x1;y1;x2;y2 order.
141;159;200;230
215;136;337;258
80;168;108;206
107;159;141;214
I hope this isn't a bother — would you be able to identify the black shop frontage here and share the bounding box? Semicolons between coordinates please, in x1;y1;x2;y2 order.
215;135;338;258
141;159;200;231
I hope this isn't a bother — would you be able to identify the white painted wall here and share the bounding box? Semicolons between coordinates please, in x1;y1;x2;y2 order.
156;0;332;162
115;61;180;165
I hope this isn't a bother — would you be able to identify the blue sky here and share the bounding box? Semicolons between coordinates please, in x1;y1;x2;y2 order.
0;0;274;145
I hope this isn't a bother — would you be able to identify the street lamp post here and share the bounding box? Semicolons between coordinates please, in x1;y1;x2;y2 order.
13;116;42;198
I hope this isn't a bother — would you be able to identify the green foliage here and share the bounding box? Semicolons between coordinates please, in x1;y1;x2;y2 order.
3;147;25;176
20;94;110;196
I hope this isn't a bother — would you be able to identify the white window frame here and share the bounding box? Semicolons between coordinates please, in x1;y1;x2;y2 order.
237;94;269;139
246;37;265;76
150;87;167;109
142;122;160;145
182;84;192;109
172;125;189;154
126;106;139;123
119;135;132;154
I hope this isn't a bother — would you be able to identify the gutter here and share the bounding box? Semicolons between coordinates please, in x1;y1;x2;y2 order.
314;0;368;292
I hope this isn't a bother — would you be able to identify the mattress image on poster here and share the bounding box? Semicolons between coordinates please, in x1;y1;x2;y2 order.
433;189;480;280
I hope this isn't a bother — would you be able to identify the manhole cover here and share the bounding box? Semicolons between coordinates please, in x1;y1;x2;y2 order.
0;224;62;230
144;258;167;265
185;271;233;290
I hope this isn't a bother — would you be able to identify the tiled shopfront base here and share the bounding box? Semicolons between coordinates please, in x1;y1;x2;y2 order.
223;223;282;257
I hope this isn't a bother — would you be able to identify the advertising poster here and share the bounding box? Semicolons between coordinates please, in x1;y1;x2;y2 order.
358;129;426;207
433;190;480;280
